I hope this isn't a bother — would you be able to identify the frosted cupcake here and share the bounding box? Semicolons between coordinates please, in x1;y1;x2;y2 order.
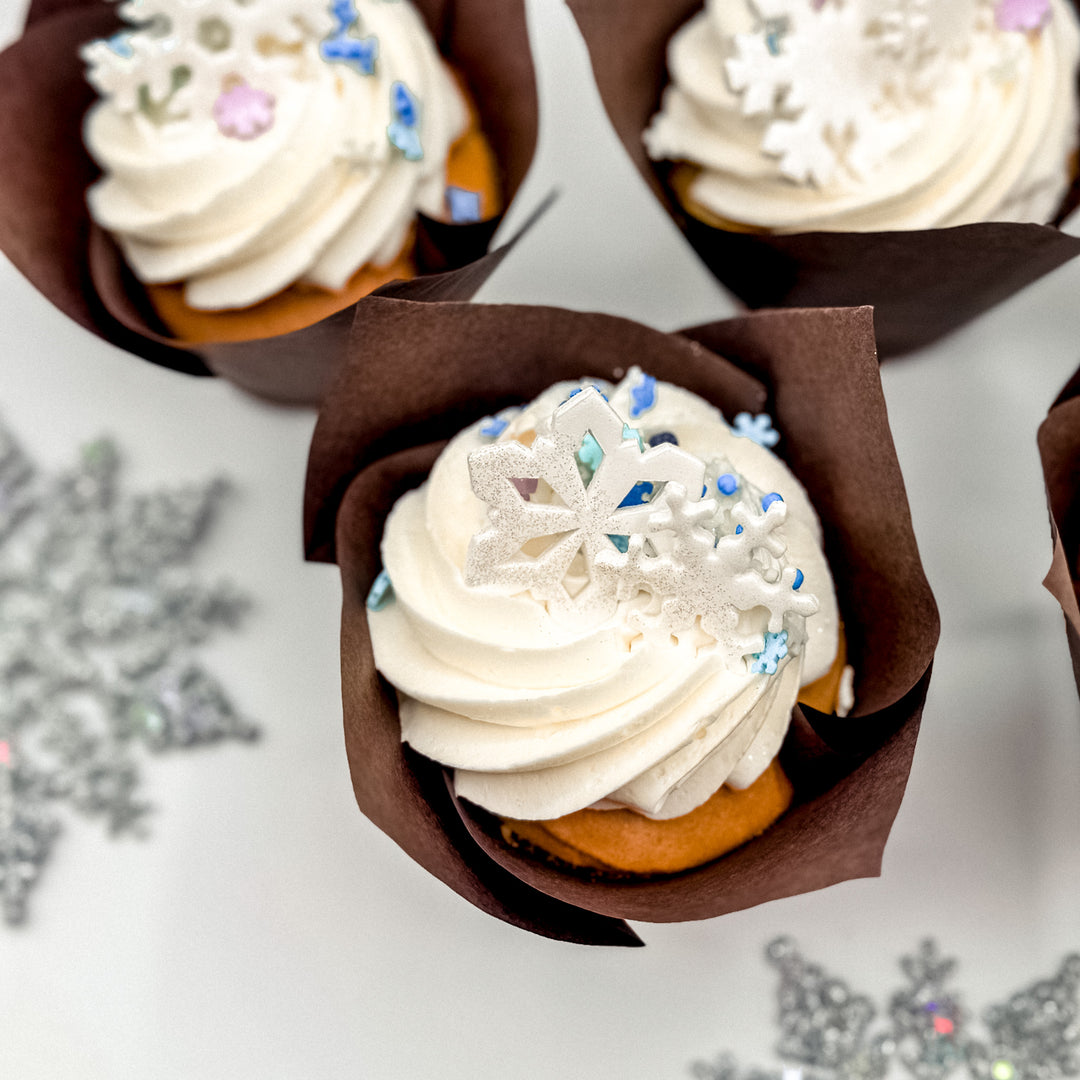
644;0;1080;233
368;371;850;873
81;0;501;344
304;299;938;943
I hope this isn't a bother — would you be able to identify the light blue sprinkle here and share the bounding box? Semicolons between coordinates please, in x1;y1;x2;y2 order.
618;481;653;507
607;534;629;553
105;31;134;58
793;569;804;591
761;492;783;511
577;432;603;477
366;569;394;611
732;412;780;448
446;186;482;223
717;473;738;496
629;373;657;418
622;423;645;451
480;415;508;439
751;630;788;675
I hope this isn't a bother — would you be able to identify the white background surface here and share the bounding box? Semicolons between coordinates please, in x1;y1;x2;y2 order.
2;2;1079;1078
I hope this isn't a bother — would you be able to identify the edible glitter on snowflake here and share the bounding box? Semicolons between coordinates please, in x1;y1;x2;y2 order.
213;78;275;140
690;938;1080;1080
723;0;989;186
0;417;255;925
82;0;336;128
465;385;817;663
995;0;1052;31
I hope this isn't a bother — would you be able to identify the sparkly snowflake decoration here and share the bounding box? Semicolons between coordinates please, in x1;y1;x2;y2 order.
0;419;255;925
465;386;816;665
723;0;1013;186
81;0;337;130
691;938;1080;1080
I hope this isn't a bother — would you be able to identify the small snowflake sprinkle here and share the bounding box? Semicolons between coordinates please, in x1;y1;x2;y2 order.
733;413;780;448
750;629;788;674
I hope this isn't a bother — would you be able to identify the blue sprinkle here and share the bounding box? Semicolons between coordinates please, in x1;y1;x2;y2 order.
761;492;784;511
446;186;482;223
629;373;657;418
648;432;678;447
567;385;608;402
320;33;378;74
480;415;508;439
750;630;789;675
622;423;645;451
793;569;804;591
366;569;394;611
735;524;743;535
388;82;422;160
702;484;708;497
732;412;780;448
577;432;603;476
717;473;739;496
105;31;134;58
331;0;358;27
607;534;629;553
618;481;653;507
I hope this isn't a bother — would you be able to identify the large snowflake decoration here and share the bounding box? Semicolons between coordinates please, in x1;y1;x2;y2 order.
691;938;1080;1080
81;0;337;130
724;0;991;185
0;419;255;925
465;387;816;664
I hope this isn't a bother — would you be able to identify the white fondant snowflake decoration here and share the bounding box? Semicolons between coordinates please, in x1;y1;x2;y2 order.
466;388;705;629
82;0;335;126
724;0;988;185
465;387;817;663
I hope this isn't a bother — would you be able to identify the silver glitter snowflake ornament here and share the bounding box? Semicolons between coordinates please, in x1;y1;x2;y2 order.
691;938;1080;1080
0;418;255;925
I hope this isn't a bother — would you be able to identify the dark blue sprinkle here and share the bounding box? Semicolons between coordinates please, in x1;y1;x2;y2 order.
618;481;653;507
793;569;804;591
648;432;678;447
735;524;743;535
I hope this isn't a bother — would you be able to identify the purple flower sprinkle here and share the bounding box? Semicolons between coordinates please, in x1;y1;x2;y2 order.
995;0;1052;32
214;80;276;141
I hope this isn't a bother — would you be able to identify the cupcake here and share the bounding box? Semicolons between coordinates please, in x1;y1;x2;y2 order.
1039;364;1080;696
368;371;849;875
0;0;537;401
304;298;939;944
645;0;1080;233
567;0;1080;355
80;0;500;344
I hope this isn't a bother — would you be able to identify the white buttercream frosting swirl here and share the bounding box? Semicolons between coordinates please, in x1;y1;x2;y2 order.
644;0;1080;232
82;0;467;309
367;373;841;822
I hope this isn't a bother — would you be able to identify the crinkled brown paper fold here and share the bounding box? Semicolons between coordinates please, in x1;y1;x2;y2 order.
0;0;539;403
302;298;939;946
1039;366;1080;695
566;0;1080;358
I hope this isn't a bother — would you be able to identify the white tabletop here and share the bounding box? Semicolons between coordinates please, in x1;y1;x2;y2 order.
2;3;1079;1078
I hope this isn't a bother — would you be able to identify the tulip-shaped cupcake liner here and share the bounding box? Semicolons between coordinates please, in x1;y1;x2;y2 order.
303;298;939;945
566;0;1080;357
1039;364;1080;695
0;0;539;404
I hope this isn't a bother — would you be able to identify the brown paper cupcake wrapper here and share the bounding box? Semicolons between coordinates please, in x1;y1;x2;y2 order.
0;0;539;404
1039;365;1080;695
303;298;940;945
566;0;1080;357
